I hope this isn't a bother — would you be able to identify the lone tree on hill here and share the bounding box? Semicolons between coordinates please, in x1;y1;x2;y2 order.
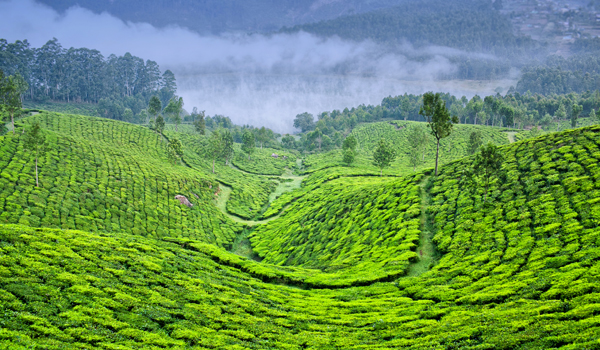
420;92;459;176
407;124;427;171
473;143;503;202
467;130;483;155
571;104;582;128
23;122;47;187
343;149;355;166
221;129;234;165
148;96;162;125
207;129;223;173
155;114;165;139
241;130;255;160
342;135;357;166
373;138;396;176
342;135;357;152
167;137;183;165
164;97;183;132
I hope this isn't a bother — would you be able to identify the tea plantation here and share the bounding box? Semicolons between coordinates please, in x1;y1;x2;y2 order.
303;121;510;175
2;112;600;349
0;112;246;247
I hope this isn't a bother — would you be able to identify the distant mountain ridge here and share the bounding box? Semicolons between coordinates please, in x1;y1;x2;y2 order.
37;0;407;34
282;0;538;56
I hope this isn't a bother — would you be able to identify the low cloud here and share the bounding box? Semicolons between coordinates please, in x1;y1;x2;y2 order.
0;0;512;132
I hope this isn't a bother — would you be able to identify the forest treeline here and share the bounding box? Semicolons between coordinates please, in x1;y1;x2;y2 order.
516;53;600;95
289;90;600;152
0;38;176;121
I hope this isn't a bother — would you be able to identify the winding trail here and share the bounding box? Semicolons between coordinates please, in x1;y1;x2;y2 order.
506;131;517;143
406;176;436;277
214;159;306;226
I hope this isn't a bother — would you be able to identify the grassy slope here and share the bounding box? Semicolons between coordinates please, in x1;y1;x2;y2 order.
303;121;511;175
163;127;283;219
250;175;424;282
3;114;600;348
0;112;243;248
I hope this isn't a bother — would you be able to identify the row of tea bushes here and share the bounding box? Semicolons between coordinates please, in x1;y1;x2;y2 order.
232;148;297;176
1;113;243;247
251;174;424;282
4;213;600;349
164;131;280;219
398;125;600;310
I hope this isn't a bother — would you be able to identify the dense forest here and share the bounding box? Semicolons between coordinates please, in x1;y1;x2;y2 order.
281;0;540;80
516;51;600;95
0;38;176;121
36;0;405;34
286;90;600;152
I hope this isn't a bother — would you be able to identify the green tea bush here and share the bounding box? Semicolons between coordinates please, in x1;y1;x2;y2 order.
251;174;424;282
0;112;243;247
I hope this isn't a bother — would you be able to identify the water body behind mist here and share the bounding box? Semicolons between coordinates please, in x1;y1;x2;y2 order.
176;73;516;133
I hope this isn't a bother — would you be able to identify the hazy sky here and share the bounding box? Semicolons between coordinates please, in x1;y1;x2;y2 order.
0;0;513;132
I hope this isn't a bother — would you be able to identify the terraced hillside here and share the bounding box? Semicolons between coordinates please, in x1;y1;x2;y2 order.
303;121;511;174
0;112;244;247
251;175;424;283
162;127;297;219
3;114;600;349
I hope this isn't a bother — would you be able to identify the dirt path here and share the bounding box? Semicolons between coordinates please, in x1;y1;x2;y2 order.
215;182;297;226
406;176;437;277
214;159;306;226
506;131;518;143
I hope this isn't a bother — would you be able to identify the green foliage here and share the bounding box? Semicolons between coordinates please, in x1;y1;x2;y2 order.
220;129;234;165
407;124;427;171
0;71;28;134
4;115;600;349
147;96;161;121
0;112;243;247
163;128;281;219
342;148;355;166
421;92;460;175
571;104;583;128
293;112;315;132
1;38;175;110
163;97;183;131
251;175;424;282
472;142;503;202
241;129;255;160
372;138;396;175
22;121;48;187
467;130;483;155
342;134;357;151
154;115;165;135
192;109;206;135
166;137;183;165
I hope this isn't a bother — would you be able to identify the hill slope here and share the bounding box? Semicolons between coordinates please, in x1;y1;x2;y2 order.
3;114;600;348
0;112;243;247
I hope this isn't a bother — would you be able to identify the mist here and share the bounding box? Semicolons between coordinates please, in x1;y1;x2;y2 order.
0;0;515;133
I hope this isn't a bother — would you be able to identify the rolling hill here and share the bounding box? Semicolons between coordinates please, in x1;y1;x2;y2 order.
2;112;600;348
